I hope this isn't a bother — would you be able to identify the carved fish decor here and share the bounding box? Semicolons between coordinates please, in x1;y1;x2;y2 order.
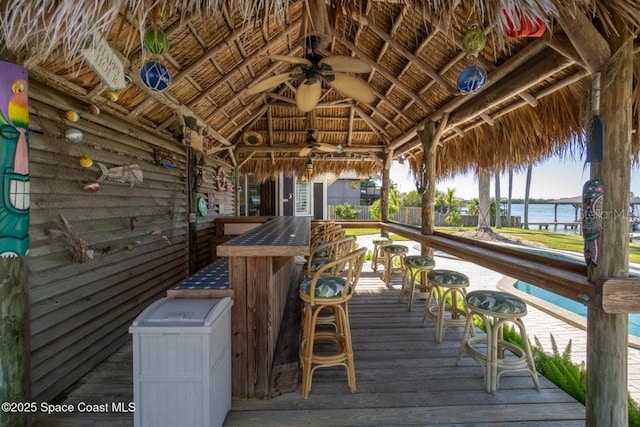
97;162;143;187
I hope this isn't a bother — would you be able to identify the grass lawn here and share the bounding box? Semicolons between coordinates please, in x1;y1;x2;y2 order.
351;226;640;264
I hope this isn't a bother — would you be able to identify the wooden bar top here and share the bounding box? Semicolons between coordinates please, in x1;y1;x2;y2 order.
217;216;311;257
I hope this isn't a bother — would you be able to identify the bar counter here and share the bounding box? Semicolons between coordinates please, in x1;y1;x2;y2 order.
217;216;310;398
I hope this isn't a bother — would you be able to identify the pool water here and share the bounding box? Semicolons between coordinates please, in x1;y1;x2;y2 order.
514;281;640;338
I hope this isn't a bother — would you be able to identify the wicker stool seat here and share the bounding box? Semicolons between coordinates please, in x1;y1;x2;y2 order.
421;270;470;342
456;290;540;393
380;244;408;288
371;238;391;272
299;247;366;398
399;255;435;311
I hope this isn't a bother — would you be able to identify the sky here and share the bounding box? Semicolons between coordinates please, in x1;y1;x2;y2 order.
390;156;640;200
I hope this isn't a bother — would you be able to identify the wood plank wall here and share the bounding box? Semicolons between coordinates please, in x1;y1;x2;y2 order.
26;81;233;401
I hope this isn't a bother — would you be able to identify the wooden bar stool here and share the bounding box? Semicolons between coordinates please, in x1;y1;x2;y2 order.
371;237;391;272
399;255;435;311
381;244;408;288
299;247;367;398
456;290;540;394
421;270;470;342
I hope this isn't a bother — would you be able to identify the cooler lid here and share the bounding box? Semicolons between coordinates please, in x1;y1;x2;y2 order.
132;297;230;327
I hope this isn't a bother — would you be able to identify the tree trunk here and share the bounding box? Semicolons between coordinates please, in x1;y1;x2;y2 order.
380;152;391;238
507;167;513;226
523;163;533;229
477;168;491;231
419;123;436;258
586;23;632;427
495;172;502;229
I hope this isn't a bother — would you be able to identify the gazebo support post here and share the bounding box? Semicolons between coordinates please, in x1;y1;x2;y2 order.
586;23;632;427
380;151;392;238
477;167;491;231
418;122;436;258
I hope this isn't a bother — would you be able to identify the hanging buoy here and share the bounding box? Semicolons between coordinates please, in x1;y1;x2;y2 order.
79;156;93;168
106;91;119;102
88;104;100;115
144;29;170;55
83;181;100;192
457;65;487;94
65;110;79;122
140;60;172;92
65;128;84;143
462;25;486;55
502;10;546;38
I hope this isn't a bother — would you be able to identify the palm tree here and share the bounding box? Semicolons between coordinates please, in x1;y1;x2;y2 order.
495;172;502;229
523;162;533;229
507;166;513;226
443;187;457;215
477;168;491;231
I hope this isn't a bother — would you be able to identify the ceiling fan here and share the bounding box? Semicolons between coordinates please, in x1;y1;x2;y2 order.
299;128;343;156
245;34;377;112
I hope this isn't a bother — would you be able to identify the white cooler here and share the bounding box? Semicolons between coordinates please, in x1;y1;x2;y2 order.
129;297;233;427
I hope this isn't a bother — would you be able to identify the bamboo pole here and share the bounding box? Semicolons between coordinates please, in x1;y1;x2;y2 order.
586;21;633;427
380;151;392;238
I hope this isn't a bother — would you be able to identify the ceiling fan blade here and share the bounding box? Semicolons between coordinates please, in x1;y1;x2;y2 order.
327;73;377;104
296;80;322;112
246;73;292;95
317;143;337;152
299;146;312;156
269;55;312;66
319;56;372;74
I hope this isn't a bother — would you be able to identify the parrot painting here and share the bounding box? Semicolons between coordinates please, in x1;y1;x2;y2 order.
0;61;30;257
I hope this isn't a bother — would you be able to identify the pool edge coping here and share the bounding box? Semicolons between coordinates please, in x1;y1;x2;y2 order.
497;276;640;350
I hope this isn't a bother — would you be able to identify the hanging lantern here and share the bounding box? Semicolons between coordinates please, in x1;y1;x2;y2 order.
144;29;170;54
462;24;486;55
502;10;546;38
140;60;172;92
306;158;313;176
457;65;487;94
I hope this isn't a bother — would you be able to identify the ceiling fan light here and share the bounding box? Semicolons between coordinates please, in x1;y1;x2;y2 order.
336;144;343;153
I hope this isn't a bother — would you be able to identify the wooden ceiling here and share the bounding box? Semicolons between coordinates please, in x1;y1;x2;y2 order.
21;0;640;178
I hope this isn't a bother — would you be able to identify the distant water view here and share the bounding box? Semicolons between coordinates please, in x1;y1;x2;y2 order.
507;203;579;223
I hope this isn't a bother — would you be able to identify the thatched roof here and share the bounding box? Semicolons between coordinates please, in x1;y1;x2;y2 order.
2;0;639;179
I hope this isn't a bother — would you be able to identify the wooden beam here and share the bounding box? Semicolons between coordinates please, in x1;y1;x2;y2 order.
187;20;302;109
602;279;640;314
236;144;383;153
354;106;390;142
553;1;611;73
352;14;456;95
420;122;436;258
267;106;274;145
238;152;256;168
546;33;586;68
347;107;355;146
447;48;572;128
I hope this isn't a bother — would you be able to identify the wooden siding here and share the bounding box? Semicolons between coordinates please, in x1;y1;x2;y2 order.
26;80;233;401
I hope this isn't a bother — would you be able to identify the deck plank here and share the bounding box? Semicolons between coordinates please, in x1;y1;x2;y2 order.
33;267;586;426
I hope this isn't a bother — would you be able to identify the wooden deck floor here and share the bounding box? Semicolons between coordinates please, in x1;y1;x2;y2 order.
33;270;586;426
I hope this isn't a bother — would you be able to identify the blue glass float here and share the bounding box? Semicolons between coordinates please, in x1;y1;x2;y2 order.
457;65;487;94
140;60;172;92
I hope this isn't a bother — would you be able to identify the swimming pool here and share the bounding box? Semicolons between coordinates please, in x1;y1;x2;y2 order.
514;281;640;338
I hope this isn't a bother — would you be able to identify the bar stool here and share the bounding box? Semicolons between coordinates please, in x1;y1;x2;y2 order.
422;270;470;342
399;255;435;311
381;244;408;287
371;237;391;272
299;247;367;398
456;290;540;394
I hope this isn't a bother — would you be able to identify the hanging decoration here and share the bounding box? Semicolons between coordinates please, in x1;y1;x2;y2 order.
457;23;488;95
457;65;487;94
582;178;604;267
97;162;144;187
502;10;546;38
153;148;175;169
83;181;100;192
88;104;100;115
415;158;428;194
140;60;172;92
197;197;208;216
65;128;84;143
242;131;264;146
144;29;170;54
462;24;486;55
105;91;119;102
65;110;79;122
79;156;93;168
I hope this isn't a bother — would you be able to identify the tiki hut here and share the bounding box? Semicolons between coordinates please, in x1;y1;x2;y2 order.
0;0;639;425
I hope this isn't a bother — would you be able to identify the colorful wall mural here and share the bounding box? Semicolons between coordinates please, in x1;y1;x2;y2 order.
0;61;30;257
